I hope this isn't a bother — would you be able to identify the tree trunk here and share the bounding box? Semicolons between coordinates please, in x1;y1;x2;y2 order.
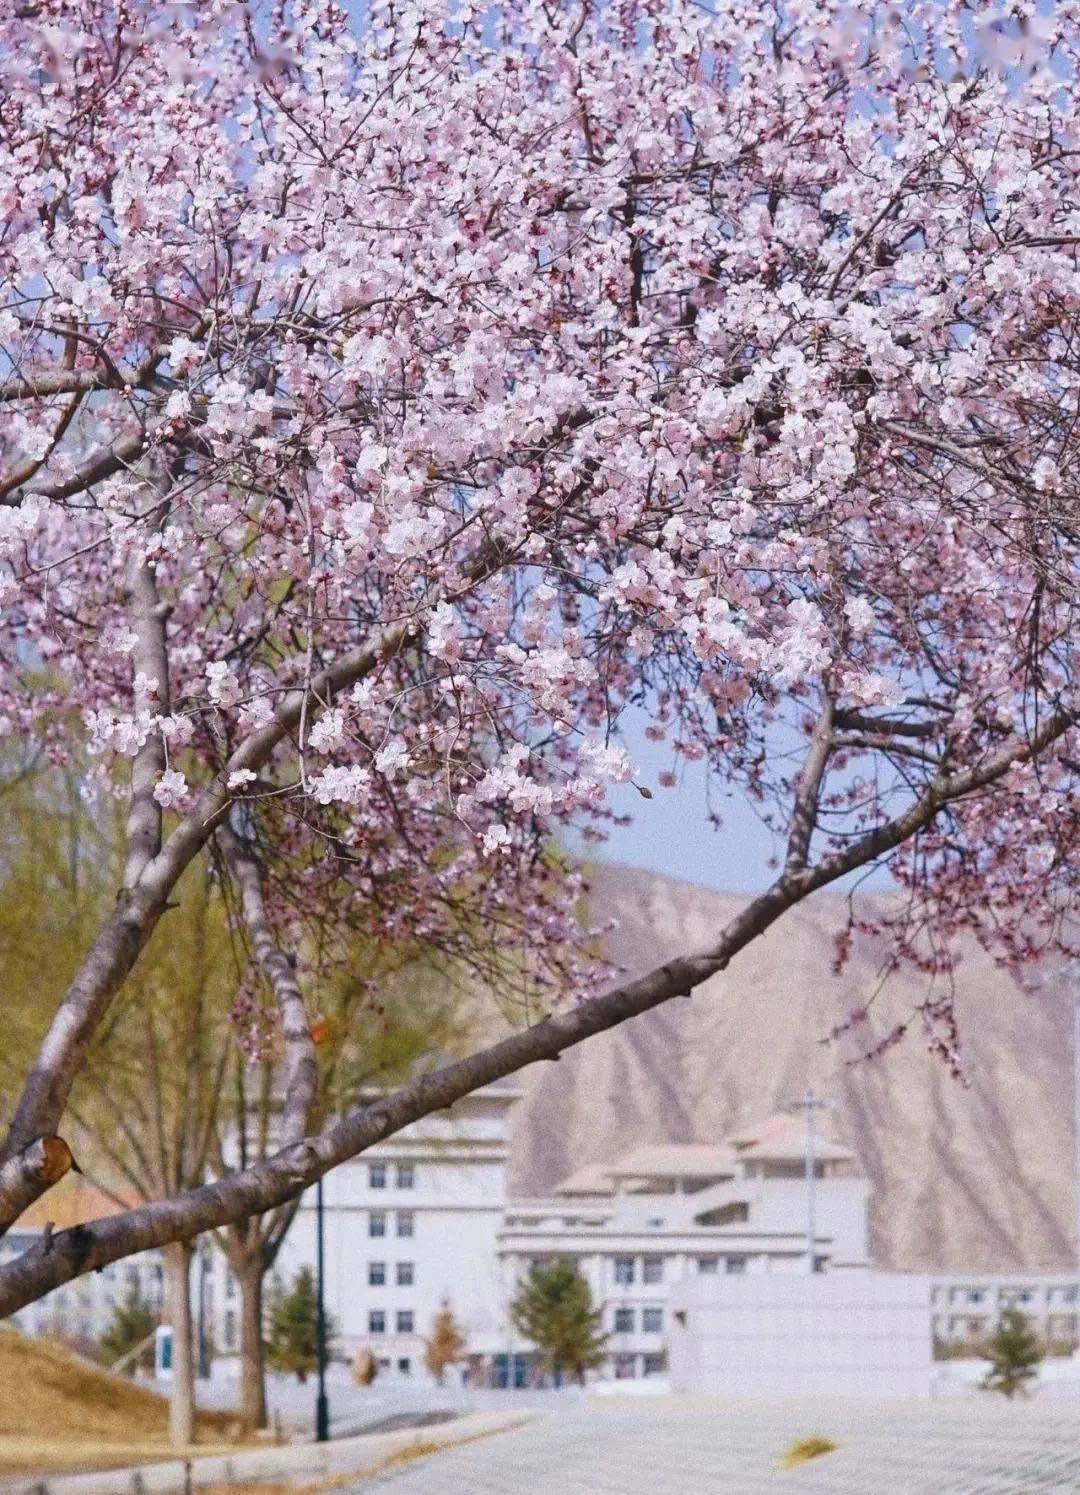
238;1257;268;1432
164;1241;196;1448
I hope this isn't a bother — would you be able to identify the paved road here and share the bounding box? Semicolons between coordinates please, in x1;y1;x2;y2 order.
354;1395;1080;1494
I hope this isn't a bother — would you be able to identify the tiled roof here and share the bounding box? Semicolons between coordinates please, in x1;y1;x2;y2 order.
727;1111;854;1162
607;1144;738;1179
551;1163;617;1196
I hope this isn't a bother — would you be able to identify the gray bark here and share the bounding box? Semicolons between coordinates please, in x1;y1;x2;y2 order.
164;1241;196;1448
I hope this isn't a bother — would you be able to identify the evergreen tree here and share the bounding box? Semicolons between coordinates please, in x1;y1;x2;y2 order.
510;1259;607;1385
100;1284;158;1376
981;1308;1043;1399
265;1267;335;1384
424;1303;467;1385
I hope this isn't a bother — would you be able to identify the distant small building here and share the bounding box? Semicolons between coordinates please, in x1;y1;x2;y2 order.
931;1274;1080;1346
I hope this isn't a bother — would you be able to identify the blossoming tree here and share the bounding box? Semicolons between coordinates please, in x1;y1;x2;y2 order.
0;0;1077;1316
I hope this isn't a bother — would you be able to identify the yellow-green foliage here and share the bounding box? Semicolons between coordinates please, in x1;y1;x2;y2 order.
780;1435;838;1469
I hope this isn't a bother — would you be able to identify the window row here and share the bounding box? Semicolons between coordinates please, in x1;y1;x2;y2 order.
369;1210;414;1238
696;1255;747;1275
611;1255;665;1286
368;1309;415;1334
368;1162;415;1190
368;1261;414;1287
613;1352;667;1379
612;1307;664;1334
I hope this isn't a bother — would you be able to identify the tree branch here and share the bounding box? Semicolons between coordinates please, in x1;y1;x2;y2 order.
218;824;317;1148
122;490;171;891
784;697;834;875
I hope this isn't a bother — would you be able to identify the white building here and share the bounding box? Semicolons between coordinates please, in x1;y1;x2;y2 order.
931;1274;1080;1347
277;1088;872;1386
279;1083;518;1383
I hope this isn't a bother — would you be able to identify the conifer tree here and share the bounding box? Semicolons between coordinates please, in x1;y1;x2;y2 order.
510;1259;607;1385
981;1308;1043;1399
100;1284;158;1376
265;1267;335;1384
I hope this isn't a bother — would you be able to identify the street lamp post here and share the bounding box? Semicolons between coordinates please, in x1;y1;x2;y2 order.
315;1175;329;1442
196;1240;210;1380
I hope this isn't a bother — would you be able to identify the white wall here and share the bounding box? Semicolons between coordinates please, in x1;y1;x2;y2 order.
668;1269;934;1398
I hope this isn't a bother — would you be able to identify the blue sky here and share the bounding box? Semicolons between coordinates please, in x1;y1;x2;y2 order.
575;710;781;893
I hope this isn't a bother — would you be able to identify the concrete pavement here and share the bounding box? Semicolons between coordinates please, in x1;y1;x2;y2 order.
354;1394;1080;1494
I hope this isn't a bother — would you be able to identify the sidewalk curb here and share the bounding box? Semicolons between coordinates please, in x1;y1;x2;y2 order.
0;1411;532;1495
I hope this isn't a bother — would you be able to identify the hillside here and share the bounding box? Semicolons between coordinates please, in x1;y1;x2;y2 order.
507;865;1076;1272
0;1327;238;1471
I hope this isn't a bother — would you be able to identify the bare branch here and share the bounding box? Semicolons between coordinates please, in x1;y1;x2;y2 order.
122;488;171;891
218;824;317;1148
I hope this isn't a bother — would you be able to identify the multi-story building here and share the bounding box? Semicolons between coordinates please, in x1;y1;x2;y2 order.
278;1081;519;1383
277;1087;873;1386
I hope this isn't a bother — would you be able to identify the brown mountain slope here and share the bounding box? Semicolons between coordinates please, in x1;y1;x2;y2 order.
507;864;1076;1271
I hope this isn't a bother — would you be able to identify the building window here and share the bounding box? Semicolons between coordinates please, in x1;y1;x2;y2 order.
642;1256;664;1285
369;1161;387;1189
967;1290;984;1305
397;1210;415;1238
396;1163;415;1189
613;1256;635;1286
397;1357;412;1375
614;1353;637;1379
368;1262;386;1286
697;1256;719;1275
396;1261;414;1287
369;1211;387;1238
369;1310;386;1334
377;1357;390;1371
642;1308;664;1334
396;1310;414;1334
224;1310;236;1348
613;1307;635;1334
642;1352;667;1377
725;1256;747;1275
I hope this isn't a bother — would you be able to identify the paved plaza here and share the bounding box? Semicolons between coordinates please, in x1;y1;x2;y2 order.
355;1395;1080;1494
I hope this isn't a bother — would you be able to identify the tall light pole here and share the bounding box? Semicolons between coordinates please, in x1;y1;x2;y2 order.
196;1240;210;1380
787;1090;827;1273
315;1175;329;1443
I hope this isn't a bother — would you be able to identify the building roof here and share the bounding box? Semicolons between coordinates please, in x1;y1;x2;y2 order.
727;1111;854;1163
552;1144;737;1195
13;1174;136;1232
606;1144;738;1180
549;1114;855;1196
551;1163;617;1197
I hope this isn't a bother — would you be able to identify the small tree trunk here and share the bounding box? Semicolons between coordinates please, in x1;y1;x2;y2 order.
164;1241;196;1448
238;1258;268;1432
